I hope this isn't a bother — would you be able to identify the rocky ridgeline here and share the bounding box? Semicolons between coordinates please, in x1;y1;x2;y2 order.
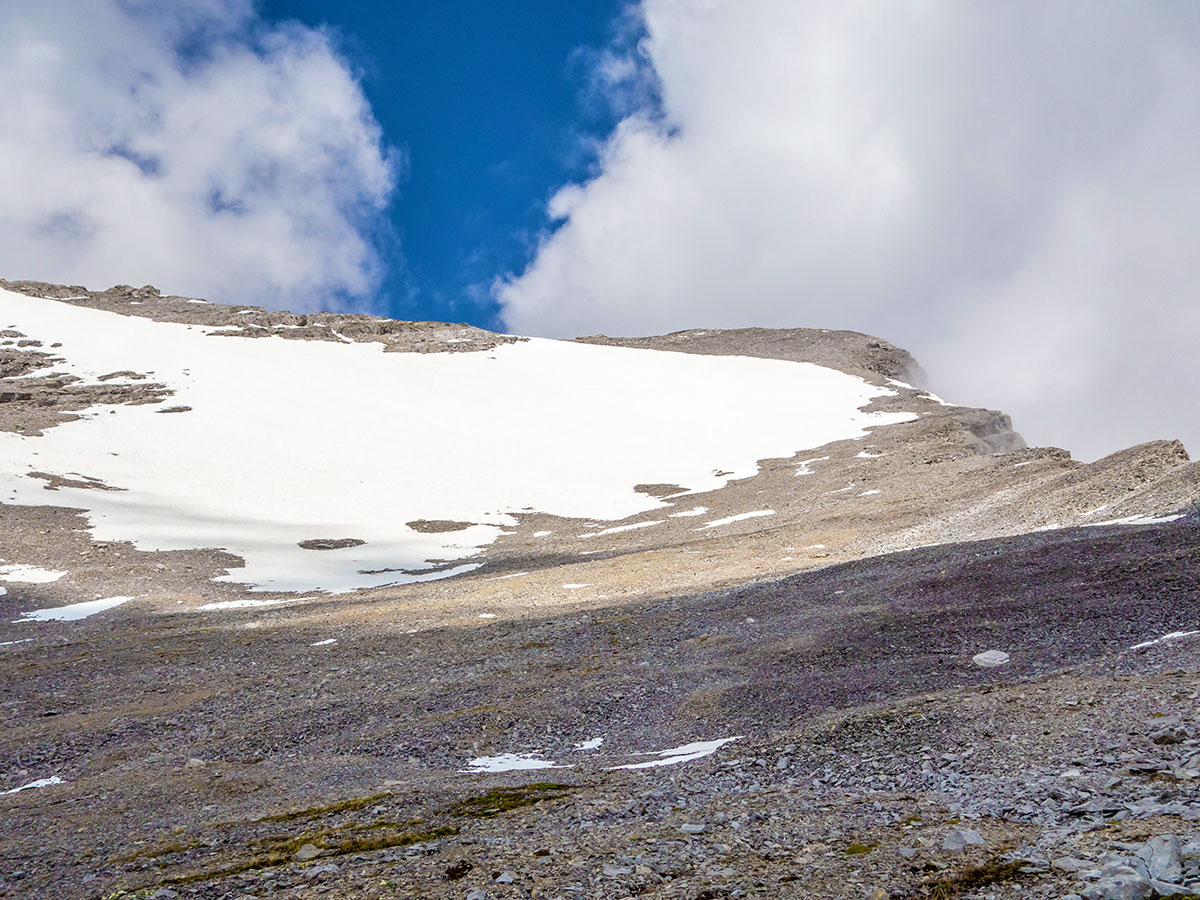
0;278;520;353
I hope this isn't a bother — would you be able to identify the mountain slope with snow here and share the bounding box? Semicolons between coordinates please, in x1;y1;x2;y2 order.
0;285;925;592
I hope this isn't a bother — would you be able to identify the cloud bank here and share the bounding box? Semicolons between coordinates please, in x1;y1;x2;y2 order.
0;0;397;311
499;1;1200;460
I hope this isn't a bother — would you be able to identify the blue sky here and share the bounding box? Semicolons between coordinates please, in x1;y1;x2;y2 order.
259;0;627;329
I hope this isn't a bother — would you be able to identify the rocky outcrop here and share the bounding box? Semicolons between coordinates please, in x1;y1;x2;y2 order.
0;279;520;354
575;326;925;384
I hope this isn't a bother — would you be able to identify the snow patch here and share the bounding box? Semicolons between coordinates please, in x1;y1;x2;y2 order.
483;572;528;582
573;737;604;751
795;455;829;476
668;506;708;518
310;638;337;646
0;564;66;584
2;776;63;794
193;598;304;611
1129;630;1200;651
16;596;132;622
609;737;742;770
461;753;570;773
1084;513;1185;527
697;510;775;529
580;521;663;538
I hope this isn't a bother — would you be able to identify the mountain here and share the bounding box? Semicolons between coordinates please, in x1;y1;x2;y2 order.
1;279;1197;900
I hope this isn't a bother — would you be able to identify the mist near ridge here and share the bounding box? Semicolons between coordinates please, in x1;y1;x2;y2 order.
497;0;1200;462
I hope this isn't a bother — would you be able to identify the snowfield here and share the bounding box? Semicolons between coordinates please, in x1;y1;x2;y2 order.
0;289;916;592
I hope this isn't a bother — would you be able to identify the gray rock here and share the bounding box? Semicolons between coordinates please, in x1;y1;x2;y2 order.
898;848;918;859
495;871;515;884
304;864;340;878
292;843;321;861
1082;868;1153;900
465;890;488;900
972;650;1010;668
680;823;707;835
1137;834;1182;881
148;891;180;900
602;865;633;876
1053;857;1092;872
1150;880;1194;897
942;828;985;853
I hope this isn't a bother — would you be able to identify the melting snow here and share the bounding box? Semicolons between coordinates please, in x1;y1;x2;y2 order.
1085;513;1185;527
562;583;590;590
0;639;32;646
698;510;775;529
532;530;552;537
668;506;708;518
580;521;663;538
193;598;302;611
16;596;132;622
860;489;881;496
795;455;829;476
461;753;570;773
2;776;63;794
310;638;337;646
477;613;497;619
856;450;883;459
609;737;742;770
919;391;954;406
0;288;917;593
0;564;67;584
573;737;604;751
1129;630;1200;651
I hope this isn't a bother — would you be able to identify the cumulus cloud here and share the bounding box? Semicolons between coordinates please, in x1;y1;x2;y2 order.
0;0;397;311
498;0;1200;460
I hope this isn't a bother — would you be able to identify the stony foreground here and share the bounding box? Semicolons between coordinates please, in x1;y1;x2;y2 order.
2;517;1197;900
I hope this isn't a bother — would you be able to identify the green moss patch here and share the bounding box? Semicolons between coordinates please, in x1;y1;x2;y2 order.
927;860;1030;899
450;782;577;819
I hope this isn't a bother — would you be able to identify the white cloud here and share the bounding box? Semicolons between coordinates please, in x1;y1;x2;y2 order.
0;0;397;311
498;0;1200;460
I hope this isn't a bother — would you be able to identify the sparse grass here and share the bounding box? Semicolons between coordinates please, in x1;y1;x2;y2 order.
250;791;393;824
150;824;459;888
926;860;1030;899
844;842;877;855
450;783;576;819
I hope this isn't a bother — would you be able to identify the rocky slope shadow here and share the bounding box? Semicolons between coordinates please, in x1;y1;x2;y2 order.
1;517;1197;899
